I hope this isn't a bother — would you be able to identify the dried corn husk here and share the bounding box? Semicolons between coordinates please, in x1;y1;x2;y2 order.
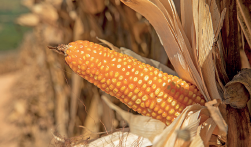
102;95;227;147
88;131;152;147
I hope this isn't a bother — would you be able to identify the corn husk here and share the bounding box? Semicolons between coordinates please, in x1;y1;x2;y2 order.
102;95;227;147
88;131;152;147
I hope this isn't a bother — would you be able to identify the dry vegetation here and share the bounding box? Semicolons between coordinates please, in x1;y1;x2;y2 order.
0;0;250;147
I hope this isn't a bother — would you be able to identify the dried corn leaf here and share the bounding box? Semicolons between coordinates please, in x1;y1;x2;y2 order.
237;0;251;48
180;0;193;45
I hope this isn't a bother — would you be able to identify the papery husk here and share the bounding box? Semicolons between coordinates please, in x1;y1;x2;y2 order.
195;0;222;100
102;96;227;147
102;95;166;142
205;100;228;137
224;68;251;109
88;131;152;147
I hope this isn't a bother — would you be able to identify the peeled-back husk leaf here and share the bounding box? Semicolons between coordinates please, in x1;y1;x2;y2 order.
102;95;166;142
88;131;152;147
194;0;222;100
205;100;228;137
152;105;206;147
102;95;226;146
224;68;251;108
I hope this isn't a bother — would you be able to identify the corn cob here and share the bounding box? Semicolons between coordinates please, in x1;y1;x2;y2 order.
49;40;205;125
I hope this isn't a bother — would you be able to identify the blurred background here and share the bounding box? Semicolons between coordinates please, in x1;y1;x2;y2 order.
0;0;175;146
0;0;30;52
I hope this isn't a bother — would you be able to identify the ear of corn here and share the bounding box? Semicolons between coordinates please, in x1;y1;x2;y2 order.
60;40;205;125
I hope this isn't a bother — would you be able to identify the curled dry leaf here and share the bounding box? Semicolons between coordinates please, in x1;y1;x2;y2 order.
224;68;251;109
16;13;40;27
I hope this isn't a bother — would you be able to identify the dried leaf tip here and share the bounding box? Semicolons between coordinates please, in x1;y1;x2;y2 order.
48;44;69;56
